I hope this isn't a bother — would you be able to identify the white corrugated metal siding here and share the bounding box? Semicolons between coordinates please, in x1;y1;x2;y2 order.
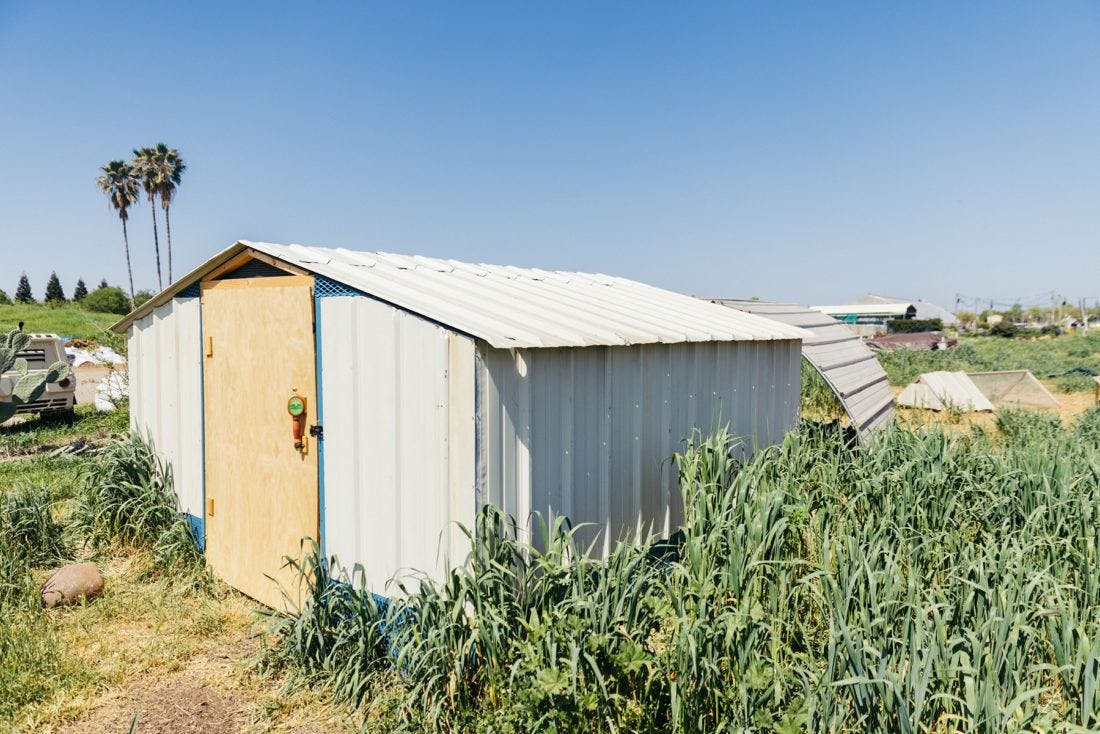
475;339;802;554
715;300;896;439
127;298;204;519
319;296;476;593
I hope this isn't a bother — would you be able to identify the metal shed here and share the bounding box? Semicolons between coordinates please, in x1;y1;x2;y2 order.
713;300;896;440
114;241;806;606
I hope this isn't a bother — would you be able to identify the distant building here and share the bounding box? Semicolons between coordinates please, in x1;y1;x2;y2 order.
854;295;958;327
810;302;916;337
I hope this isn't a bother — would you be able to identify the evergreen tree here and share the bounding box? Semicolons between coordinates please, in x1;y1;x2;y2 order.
73;279;88;301
99;278;108;289
15;273;33;303
44;271;66;302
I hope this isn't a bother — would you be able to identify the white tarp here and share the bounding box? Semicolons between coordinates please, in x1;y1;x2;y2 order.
897;371;995;412
94;371;128;412
67;345;127;368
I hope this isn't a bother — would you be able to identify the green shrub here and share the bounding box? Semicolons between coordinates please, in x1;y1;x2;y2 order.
0;289;11;306
134;289;154;308
887;318;943;333
989;320;1019;338
81;285;131;315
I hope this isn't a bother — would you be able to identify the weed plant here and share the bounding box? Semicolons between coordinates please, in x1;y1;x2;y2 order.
75;433;206;580
0;484;68;565
265;417;1100;732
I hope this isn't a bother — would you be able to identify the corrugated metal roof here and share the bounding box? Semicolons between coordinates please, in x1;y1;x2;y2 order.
897;371;995;412
715;300;896;439
114;241;807;348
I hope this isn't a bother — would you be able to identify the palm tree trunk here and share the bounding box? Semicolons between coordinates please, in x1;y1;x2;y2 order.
150;198;163;291
164;205;173;284
122;219;136;311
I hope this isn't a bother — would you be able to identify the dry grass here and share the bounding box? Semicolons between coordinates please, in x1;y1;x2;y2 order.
892;379;1095;434
10;549;358;734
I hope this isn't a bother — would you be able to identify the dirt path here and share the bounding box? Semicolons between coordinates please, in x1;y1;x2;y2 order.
63;644;253;733
15;552;358;734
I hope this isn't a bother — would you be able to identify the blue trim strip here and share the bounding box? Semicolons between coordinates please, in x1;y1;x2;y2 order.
196;292;208;552
185;513;206;551
314;286;327;559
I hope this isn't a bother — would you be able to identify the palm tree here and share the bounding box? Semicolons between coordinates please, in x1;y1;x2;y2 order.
155;144;186;283
96;161;139;310
132;146;163;291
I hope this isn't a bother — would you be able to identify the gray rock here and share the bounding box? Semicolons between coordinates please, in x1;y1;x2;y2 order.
41;562;104;608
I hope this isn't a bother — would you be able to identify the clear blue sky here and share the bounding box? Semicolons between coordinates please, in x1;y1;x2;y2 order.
1;1;1097;311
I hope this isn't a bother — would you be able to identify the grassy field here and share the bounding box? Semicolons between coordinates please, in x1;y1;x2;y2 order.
0;304;122;348
4;338;1100;731
878;333;1100;392
254;410;1100;732
0;407;358;733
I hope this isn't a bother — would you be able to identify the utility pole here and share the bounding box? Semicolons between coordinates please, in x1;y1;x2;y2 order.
1081;298;1089;335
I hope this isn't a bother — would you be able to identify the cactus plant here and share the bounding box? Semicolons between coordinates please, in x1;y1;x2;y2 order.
0;329;70;423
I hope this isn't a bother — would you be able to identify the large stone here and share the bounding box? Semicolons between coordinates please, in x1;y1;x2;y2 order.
41;563;104;608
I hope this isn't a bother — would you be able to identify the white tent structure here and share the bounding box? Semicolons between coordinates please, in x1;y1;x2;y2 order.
897;371;995;412
967;371;1059;410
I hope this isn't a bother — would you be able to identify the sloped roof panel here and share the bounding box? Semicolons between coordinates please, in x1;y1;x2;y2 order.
113;241;807;348
714;299;896;440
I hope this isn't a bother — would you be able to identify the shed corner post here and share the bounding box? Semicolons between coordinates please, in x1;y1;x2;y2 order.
313;280;327;562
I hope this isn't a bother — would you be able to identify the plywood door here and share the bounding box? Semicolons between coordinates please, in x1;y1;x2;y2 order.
201;276;318;609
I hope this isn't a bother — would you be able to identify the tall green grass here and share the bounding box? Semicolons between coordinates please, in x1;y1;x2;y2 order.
75;433;206;581
0;485;68;566
266;414;1100;732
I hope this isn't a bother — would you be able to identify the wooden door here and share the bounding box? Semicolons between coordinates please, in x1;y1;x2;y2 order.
201;276;318;609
